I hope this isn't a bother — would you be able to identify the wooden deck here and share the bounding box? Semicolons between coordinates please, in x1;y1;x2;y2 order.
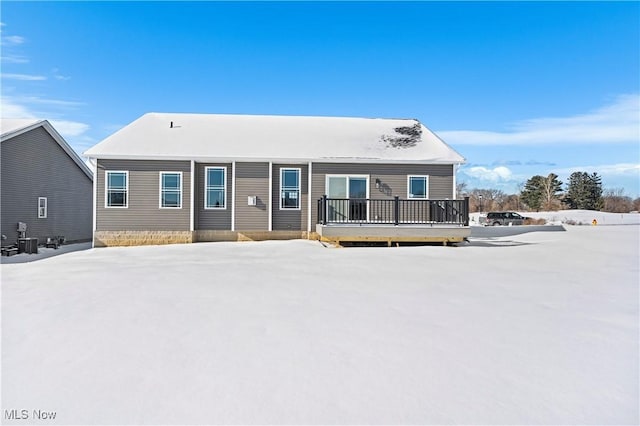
316;223;471;246
316;197;471;246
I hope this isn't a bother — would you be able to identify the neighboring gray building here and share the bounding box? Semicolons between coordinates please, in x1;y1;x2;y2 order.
85;113;469;247
1;119;93;244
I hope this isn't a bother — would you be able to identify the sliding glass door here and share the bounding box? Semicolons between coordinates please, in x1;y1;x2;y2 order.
326;175;369;221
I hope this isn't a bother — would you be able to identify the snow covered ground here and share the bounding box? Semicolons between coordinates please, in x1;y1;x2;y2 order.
2;225;638;425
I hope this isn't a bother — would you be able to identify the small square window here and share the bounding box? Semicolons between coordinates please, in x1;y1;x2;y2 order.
408;176;428;199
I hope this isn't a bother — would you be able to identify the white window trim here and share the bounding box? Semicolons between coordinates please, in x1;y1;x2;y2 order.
159;171;183;209
280;167;302;210
105;170;129;209
324;174;370;222
407;175;429;200
38;197;47;219
204;166;227;210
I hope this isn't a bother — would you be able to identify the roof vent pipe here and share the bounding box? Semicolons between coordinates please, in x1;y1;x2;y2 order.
170;121;173;128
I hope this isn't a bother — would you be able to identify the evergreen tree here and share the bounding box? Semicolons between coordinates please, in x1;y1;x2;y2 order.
521;175;544;211
566;172;604;210
521;173;563;211
566;172;585;209
587;172;604;210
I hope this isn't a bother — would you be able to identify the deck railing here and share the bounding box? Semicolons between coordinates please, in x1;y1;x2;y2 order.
317;196;469;226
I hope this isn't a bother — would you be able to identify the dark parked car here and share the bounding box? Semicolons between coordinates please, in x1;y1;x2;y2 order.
481;211;531;226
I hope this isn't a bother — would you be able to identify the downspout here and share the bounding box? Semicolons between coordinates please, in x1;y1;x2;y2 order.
90;157;97;248
231;161;236;231
453;164;458;199
268;161;273;232
190;160;195;236
307;161;312;237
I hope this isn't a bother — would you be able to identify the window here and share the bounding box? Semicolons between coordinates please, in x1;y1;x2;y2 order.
408;176;428;199
160;172;182;208
38;197;47;218
280;168;301;209
106;171;128;208
205;167;226;209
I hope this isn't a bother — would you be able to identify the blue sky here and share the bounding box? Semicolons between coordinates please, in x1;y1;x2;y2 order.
2;1;639;196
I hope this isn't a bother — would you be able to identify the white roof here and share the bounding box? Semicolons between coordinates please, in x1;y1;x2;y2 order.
84;113;465;164
0;118;43;137
1;119;93;180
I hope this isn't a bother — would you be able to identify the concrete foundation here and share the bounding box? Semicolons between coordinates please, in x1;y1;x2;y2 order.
195;230;312;242
93;230;194;247
94;230;317;247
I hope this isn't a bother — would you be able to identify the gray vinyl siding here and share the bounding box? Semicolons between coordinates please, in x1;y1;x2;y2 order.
96;159;191;231
195;163;232;230
94;159;454;234
0;126;92;243
235;162;269;231
310;163;454;225
272;164;308;231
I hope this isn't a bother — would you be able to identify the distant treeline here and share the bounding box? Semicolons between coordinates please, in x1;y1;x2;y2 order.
459;171;639;213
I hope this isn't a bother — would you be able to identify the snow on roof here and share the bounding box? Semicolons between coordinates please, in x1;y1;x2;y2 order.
1;118;93;180
84;113;465;163
0;118;44;137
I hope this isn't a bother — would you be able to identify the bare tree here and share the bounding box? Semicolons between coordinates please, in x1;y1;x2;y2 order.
456;182;468;198
541;173;564;210
602;188;633;213
521;174;563;211
502;194;521;211
469;188;507;212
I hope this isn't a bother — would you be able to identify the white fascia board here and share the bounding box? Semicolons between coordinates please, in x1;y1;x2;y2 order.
83;154;464;165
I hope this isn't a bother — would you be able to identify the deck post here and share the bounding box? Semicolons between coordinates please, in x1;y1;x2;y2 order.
463;196;470;226
321;195;327;225
394;196;399;226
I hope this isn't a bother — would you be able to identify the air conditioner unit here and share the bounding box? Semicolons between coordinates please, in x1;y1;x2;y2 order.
248;196;257;206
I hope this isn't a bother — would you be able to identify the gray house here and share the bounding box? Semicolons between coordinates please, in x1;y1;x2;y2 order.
1;119;93;244
84;113;469;247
